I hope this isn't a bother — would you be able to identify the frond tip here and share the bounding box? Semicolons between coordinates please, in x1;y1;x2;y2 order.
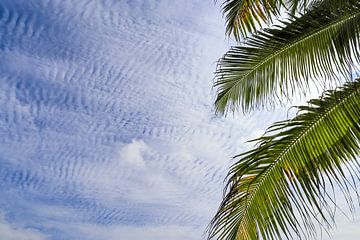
220;0;308;40
208;78;360;240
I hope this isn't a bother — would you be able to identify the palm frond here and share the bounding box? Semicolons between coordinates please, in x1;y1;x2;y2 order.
220;0;308;40
208;78;360;240
215;0;360;114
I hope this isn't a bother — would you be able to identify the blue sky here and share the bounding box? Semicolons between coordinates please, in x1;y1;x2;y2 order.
0;0;359;239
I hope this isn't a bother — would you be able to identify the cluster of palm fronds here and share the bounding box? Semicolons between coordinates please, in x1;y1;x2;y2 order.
208;0;360;239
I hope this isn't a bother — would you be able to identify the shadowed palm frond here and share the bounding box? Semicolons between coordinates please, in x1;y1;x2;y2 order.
215;0;360;114
208;78;360;240
220;0;308;40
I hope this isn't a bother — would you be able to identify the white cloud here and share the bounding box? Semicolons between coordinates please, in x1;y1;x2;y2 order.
118;140;149;169
59;223;203;240
0;214;47;240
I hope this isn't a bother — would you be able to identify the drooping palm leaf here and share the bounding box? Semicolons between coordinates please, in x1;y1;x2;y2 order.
215;0;360;114
208;78;360;240
220;0;308;40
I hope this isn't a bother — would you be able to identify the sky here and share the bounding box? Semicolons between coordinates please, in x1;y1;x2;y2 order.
0;0;359;239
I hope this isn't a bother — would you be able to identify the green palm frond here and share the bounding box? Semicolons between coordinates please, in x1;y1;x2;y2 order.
208;78;360;240
220;0;308;40
215;0;360;114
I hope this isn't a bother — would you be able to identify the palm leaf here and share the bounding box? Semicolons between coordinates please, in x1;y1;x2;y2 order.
215;0;360;114
220;0;309;40
208;78;360;240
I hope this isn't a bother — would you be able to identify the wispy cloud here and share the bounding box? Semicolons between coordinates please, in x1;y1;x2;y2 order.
0;213;47;240
72;224;203;240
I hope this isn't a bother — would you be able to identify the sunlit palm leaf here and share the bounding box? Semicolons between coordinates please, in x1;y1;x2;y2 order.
208;78;360;240
215;0;360;114
220;0;308;40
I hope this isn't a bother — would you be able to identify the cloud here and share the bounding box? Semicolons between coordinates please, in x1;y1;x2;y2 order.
39;220;204;240
118;140;149;169
75;224;202;240
0;214;47;240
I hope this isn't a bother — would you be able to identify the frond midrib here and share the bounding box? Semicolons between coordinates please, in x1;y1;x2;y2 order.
217;8;360;109
237;85;360;235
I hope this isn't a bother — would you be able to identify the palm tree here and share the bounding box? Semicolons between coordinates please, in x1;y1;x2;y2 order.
208;1;360;239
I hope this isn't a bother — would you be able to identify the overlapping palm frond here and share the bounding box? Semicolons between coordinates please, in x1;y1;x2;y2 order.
208;79;360;240
215;0;360;114
220;0;308;40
